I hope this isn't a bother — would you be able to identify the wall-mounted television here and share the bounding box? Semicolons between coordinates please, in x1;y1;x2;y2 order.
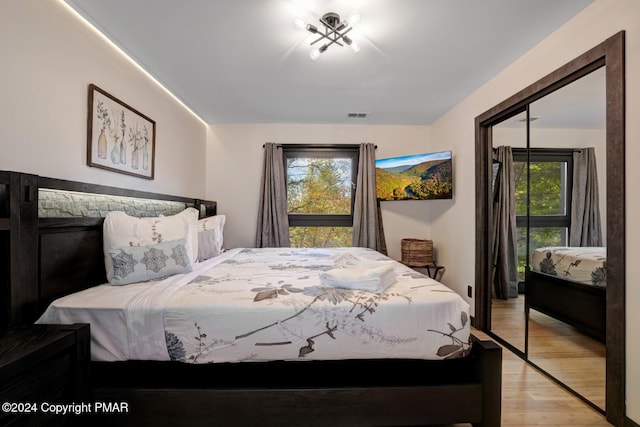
375;150;453;201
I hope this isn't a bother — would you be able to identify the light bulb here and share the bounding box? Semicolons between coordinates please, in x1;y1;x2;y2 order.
348;12;361;26
293;18;306;30
351;41;361;53
310;49;321;61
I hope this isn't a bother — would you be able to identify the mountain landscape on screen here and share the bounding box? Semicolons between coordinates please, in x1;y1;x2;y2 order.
375;151;453;201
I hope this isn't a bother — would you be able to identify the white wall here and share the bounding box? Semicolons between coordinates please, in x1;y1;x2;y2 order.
430;0;640;420
206;124;440;261
0;0;207;198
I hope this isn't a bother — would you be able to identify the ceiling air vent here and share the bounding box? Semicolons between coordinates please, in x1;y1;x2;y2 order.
347;112;368;119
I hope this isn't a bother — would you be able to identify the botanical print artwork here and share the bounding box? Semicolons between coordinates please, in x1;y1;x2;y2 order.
87;84;155;179
162;247;472;364
95;97;149;169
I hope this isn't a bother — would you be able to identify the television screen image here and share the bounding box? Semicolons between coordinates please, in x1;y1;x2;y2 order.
375;151;453;201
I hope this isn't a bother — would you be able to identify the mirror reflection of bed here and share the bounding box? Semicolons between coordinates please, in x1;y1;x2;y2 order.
488;66;607;411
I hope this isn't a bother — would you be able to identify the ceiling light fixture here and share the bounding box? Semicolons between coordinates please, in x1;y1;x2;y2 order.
298;12;361;61
517;116;539;122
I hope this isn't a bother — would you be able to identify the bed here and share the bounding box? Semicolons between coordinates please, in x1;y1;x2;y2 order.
526;246;606;342
0;171;502;427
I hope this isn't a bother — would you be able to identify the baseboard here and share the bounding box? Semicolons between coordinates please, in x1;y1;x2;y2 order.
625;416;640;427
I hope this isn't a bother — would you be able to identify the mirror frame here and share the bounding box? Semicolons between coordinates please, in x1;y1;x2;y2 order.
474;31;625;425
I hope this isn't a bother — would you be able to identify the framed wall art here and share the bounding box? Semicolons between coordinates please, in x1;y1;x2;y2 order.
87;84;156;179
375;150;453;201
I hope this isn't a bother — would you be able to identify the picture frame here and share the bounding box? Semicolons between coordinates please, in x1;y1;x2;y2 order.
87;84;155;179
375;150;453;201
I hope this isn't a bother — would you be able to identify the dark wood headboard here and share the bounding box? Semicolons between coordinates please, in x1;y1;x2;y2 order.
0;171;216;329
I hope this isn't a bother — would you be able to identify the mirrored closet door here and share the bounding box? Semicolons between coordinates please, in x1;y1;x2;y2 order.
487;66;607;412
475;32;625;425
526;68;607;411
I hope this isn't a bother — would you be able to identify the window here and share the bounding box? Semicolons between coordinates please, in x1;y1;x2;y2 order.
512;148;573;279
283;146;359;248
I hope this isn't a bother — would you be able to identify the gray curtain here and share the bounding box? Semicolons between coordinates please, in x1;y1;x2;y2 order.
491;146;519;299
255;143;290;247
352;143;387;254
570;147;602;247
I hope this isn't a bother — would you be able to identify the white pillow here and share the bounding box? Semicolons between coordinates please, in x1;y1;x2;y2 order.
108;238;193;285
103;208;199;282
197;214;226;261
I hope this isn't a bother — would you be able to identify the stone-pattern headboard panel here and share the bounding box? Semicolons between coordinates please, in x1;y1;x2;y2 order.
39;188;189;218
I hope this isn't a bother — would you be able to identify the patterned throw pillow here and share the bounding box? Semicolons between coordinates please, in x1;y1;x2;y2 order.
197;214;226;261
108;238;192;285
103;208;199;282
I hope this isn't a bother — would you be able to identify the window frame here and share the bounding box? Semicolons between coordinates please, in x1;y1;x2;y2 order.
282;144;360;228
511;147;575;280
512;148;574;232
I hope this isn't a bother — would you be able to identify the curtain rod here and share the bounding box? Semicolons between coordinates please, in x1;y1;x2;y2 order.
262;143;377;149
495;146;584;153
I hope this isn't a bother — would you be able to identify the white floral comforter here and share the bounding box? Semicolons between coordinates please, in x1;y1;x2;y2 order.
531;246;606;287
37;247;470;363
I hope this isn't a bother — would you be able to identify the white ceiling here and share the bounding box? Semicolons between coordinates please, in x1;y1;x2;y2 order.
496;66;606;129
64;0;594;125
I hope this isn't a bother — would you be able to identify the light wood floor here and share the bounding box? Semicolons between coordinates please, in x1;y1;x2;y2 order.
491;296;606;410
470;296;610;426
470;327;610;426
527;309;606;410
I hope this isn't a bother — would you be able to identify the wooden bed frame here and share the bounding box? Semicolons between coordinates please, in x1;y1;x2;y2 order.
1;171;502;426
526;269;605;343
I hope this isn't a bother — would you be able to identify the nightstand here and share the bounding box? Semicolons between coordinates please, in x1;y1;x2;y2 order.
0;324;90;427
425;264;445;280
404;263;446;281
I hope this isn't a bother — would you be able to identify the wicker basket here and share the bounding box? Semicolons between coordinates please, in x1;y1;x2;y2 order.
401;238;433;267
